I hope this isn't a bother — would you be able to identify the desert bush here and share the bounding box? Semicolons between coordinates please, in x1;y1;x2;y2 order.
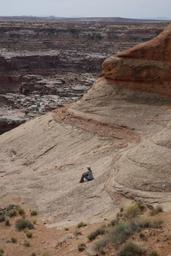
88;227;106;241
94;238;108;255
8;209;17;218
0;249;4;256
5;218;10;226
16;219;34;231
109;222;133;246
118;242;145;256
0;204;24;220
30;210;38;216
77;222;87;228
110;219;117;226
109;217;162;247
78;243;86;252
125;203;142;219
139;218;163;229
26;231;33;239
0;215;5;223
11;237;17;243
74;229;82;236
150;206;163;216
17;207;25;216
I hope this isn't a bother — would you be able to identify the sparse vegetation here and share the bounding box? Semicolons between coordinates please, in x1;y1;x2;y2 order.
94;239;108;255
0;249;4;256
109;222;132;246
74;229;82;236
5;218;10;226
11;237;17;243
30;210;38;216
77;222;87;228
124;203;143;219
88;226;106;241
26;231;33;239
33;220;37;225
78;243;86;252
118;242;145;256
90;203;164;255
16;218;34;231
0;205;26;224
150;206;163;216
0;215;5;223
17;207;25;216
8;209;17;218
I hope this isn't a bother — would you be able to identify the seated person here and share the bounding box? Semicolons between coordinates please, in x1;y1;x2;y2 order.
80;167;94;183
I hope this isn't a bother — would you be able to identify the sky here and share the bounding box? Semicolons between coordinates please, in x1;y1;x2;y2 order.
0;0;171;19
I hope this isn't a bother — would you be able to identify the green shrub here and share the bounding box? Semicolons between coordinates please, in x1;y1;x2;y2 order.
119;242;145;256
88;227;106;241
78;243;86;252
16;219;34;231
77;222;87;228
125;203;142;219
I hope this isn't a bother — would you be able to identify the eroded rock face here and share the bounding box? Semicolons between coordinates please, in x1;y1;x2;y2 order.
101;24;171;194
102;24;171;96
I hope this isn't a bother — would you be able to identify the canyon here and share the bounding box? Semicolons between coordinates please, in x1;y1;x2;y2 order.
0;18;167;133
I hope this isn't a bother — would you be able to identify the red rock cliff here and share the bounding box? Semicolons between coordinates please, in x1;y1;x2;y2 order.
102;24;171;97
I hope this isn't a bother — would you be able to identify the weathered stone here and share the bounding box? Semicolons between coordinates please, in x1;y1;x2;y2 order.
102;24;171;97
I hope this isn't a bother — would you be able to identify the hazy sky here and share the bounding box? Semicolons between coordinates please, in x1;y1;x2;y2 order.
0;0;171;18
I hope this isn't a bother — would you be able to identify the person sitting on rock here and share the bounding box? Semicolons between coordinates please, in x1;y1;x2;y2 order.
80;167;94;183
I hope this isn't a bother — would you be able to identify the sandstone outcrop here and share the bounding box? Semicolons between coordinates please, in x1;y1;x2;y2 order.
102;24;171;97
70;23;171;200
